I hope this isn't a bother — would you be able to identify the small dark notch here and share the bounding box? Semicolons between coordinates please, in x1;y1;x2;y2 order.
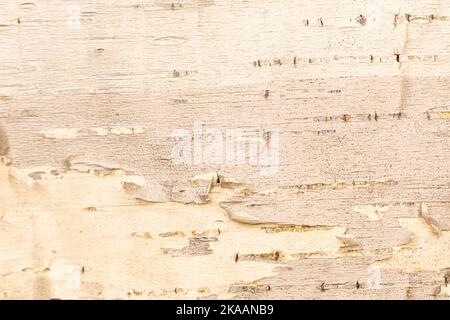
274;250;280;261
340;114;351;122
393;13;399;28
393;112;403;119
172;70;180;78
356;14;367;26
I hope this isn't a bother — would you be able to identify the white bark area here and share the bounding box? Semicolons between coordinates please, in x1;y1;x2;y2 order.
0;0;449;299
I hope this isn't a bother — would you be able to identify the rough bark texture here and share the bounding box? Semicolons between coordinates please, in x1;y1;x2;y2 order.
0;0;449;299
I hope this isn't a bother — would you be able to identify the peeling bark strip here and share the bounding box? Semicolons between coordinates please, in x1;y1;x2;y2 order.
0;124;9;157
1;0;450;300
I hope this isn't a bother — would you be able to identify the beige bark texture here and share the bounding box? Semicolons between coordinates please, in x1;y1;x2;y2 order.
0;0;449;299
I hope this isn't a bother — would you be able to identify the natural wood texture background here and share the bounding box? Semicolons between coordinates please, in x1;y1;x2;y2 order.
0;0;449;299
